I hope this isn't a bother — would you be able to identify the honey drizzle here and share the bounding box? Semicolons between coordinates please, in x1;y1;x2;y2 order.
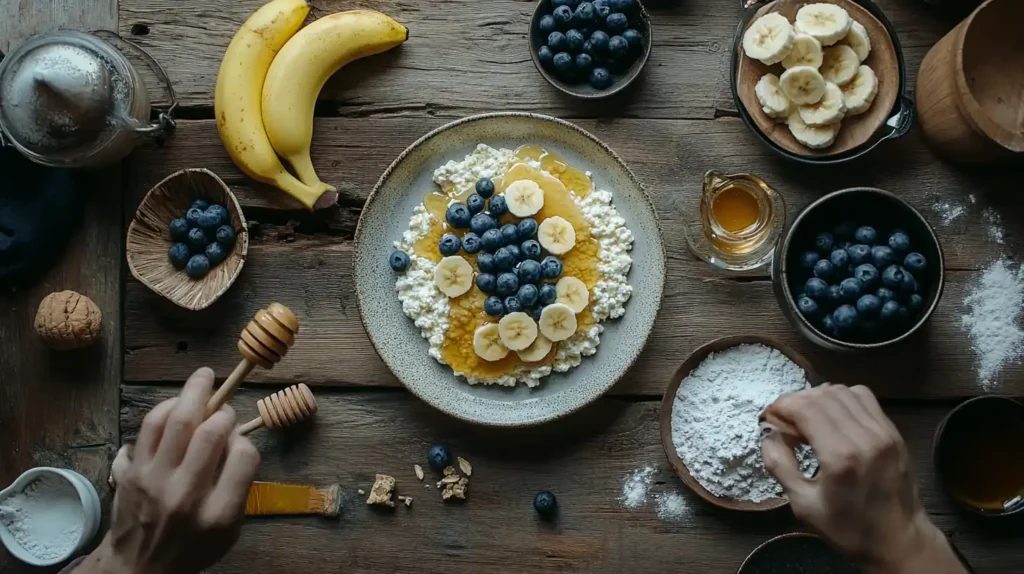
410;145;600;382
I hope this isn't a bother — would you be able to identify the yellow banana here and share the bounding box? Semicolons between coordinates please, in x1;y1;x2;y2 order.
215;0;337;210
262;11;409;188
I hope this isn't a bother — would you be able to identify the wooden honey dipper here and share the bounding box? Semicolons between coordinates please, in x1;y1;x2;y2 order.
237;383;317;435
205;303;299;418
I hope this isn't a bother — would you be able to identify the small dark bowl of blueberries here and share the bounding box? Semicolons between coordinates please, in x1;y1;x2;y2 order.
773;188;945;352
530;0;652;98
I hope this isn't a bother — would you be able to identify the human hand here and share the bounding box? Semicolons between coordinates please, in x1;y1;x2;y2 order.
760;384;965;574
78;367;260;574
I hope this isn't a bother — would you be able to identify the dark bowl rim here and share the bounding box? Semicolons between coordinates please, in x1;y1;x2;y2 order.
775;187;945;350
528;0;653;100
737;532;838;573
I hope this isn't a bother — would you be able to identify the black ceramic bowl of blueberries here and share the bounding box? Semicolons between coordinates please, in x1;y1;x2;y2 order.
530;0;652;98
773;188;945;352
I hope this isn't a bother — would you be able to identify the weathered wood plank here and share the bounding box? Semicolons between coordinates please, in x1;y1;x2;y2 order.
119;387;1019;573
0;0;118;53
116;0;952;119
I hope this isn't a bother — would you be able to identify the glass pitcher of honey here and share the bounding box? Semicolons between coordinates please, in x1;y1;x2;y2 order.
684;170;786;272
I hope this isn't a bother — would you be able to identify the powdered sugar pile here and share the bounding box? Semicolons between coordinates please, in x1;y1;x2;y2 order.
619;466;654;509
654;491;691;522
670;344;816;503
983;208;1005;245
933;200;966;225
961;259;1024;389
0;475;84;561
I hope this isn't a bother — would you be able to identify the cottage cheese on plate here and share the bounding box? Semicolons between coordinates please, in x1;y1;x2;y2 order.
394;144;634;387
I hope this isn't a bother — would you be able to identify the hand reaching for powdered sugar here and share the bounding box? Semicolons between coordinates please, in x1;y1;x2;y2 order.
72;368;260;574
761;384;967;574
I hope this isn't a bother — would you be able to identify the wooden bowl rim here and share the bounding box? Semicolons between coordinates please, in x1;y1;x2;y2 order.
659;335;824;512
528;0;653;100
126;167;249;312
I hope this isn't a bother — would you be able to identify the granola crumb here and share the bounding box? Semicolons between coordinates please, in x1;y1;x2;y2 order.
403;496;413;507
357;489;366;495
414;464;424;481
457;457;472;476
443;465;456;477
366;474;396;507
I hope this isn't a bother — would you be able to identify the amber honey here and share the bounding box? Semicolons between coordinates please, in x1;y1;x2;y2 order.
410;145;600;382
711;185;760;234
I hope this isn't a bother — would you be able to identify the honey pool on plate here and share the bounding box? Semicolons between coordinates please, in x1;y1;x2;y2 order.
413;145;600;382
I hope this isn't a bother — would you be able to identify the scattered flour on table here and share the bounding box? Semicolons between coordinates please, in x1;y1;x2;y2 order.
620;466;654;509
0;475;84;561
932;200;966;226
654;491;691;522
983;208;1005;245
670;344;817;503
961;259;1024;389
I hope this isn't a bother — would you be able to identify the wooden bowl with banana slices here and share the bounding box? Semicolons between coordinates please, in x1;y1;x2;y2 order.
732;0;911;163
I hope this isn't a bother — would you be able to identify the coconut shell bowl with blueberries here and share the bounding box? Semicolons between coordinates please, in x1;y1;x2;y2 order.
772;188;944;351
530;0;652;98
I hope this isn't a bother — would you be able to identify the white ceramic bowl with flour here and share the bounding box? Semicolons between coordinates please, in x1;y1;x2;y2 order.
0;467;101;566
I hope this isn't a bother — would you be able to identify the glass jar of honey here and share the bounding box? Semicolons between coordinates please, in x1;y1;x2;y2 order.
684;170;786;272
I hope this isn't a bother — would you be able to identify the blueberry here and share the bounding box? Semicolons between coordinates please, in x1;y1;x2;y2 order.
552;5;574;28
552;0;574;7
476;178;496;199
190;199;210;212
447;204;472;229
477;252;496;273
881;265;905;289
900;268;917;294
186;228;208;253
504;296;524;313
820;313;841;337
800;251;821;269
518;218;538;239
517;259;543;284
837;241;852;251
506;243;523;263
847;244;872;266
539;283;557;305
477;273;497;294
186;254;211;279
553;51;573;74
205;241;227;266
903;252;927;275
541;256;563;279
582;39;593;55
169;218;190;241
389;250;410;272
462;232;482;254
538;45;555;69
566;29;586;52
531;305;545;321
622;28;643;51
575;52;594;74
595;3;611;19
827;283;843;305
607;35;629;60
466;194;486;215
488;195;509;218
589;30;610;53
497;272;520;296
501;223;519;245
809;259;833;281
480;229;504;253
833;304;859;331
888;231;911;254
214;225;235;247
833;222;856;240
573;2;596;26
185;207;203;228
521;239;542;260
854;264;879;289
856;294;882;317
549;31;568;53
805;277;829;300
797;296;819;319
439;233;461;256
814;232;835;254
876;287;896;304
871;245;895;268
539;14;557;35
470;212;498;235
829;248;849;269
518;284;540;307
839;277;863;302
880;300;903;323
494;247;516;271
606;12;628;33
168;243;190;269
853;226;877;244
908;293;925;313
207;204;229;225
589;67;612;89
534;491;557;518
427;444;452;472
610;0;636;10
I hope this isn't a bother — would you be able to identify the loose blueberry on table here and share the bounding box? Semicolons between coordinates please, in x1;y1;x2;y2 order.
427;444;452;472
167;198;235;279
534;490;558;518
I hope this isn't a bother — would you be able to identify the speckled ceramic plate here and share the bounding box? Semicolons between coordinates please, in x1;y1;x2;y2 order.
354;112;665;427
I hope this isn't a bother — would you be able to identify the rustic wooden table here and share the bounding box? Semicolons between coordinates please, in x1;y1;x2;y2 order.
2;0;1023;572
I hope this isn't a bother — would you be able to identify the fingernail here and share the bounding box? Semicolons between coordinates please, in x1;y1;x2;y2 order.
759;421;776;439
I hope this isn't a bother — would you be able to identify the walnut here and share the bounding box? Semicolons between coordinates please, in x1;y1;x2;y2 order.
34;290;102;350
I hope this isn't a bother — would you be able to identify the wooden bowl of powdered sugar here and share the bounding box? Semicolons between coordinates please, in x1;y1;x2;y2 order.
659;335;824;511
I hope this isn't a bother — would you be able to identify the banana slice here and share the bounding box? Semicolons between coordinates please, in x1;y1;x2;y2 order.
781;34;823;70
497;312;538;351
820;45;859;86
788;112;841;150
539;303;578;342
538;216;576;255
555;276;590;313
795;3;852;46
798;82;846;127
742;13;795;66
841;20;871;62
504;180;545;218
779;66;826;105
473;323;509;362
842;65;878;116
517;333;553;362
755;74;792;120
433;255;473;298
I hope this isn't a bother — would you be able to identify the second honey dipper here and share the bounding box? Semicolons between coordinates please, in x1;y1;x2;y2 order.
238;383;317;435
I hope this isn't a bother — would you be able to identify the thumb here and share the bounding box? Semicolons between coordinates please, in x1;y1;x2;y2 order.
760;423;813;499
